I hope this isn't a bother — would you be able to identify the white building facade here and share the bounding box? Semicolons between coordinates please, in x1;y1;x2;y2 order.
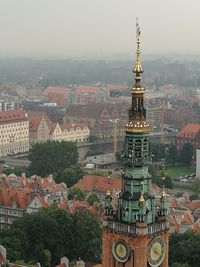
0;109;29;157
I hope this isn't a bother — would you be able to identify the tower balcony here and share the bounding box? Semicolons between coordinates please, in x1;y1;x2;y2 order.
103;220;169;236
103;220;136;235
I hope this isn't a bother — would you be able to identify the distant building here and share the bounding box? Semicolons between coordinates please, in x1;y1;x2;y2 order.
176;123;200;152
0;109;29;157
43;86;71;107
65;103;128;138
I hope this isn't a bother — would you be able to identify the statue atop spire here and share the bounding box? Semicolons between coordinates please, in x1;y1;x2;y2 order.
133;18;143;77
136;17;141;42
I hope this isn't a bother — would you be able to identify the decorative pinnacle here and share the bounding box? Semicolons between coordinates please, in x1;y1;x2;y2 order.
139;182;145;203
106;190;111;196
133;18;143;75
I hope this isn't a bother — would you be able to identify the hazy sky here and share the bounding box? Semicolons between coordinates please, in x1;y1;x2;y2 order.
0;0;199;58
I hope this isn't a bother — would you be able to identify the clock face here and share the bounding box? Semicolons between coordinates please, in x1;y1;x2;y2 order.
148;237;166;267
112;240;130;263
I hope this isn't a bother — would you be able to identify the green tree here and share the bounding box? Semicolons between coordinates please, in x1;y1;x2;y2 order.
39;249;51;267
0;207;101;265
171;263;191;267
169;230;200;267
179;143;193;167
72;211;102;261
28;140;78;176
150;143;166;161
87;193;99;206
69;187;86;200
166;144;178;165
55;166;85;187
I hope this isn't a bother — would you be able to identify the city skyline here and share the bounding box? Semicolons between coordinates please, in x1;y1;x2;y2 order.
0;0;200;58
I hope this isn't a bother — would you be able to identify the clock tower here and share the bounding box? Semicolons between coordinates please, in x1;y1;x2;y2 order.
102;21;169;267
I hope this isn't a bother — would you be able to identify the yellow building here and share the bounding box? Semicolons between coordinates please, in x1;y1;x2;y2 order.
0;109;29;157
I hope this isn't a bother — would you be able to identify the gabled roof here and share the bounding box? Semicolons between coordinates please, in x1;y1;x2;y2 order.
0;188;31;209
177;123;200;137
60;123;89;131
28;111;51;132
49;122;62;135
0;109;27;124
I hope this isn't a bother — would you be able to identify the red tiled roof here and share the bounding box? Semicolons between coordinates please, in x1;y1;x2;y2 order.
0;188;31;209
181;213;193;224
185;200;200;211
0;109;27;124
171;197;179;208
177;123;200;137
43;86;70;97
192;222;200;232
74;175;122;193
74;175;159;194
39;197;48;208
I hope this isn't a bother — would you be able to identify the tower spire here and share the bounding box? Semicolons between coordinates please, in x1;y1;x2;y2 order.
125;18;150;133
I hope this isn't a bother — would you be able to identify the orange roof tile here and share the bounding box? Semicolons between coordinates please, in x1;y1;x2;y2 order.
185;200;200;211
171;197;179;208
39;197;48;208
177;123;200;137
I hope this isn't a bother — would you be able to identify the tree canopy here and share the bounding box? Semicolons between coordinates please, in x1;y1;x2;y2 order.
0;207;101;266
179;143;193;167
28;141;78;177
169;230;200;267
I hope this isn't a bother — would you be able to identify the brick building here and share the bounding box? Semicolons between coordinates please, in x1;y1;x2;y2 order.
176;123;200;152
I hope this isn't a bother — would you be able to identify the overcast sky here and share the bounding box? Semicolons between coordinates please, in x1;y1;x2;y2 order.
0;0;199;58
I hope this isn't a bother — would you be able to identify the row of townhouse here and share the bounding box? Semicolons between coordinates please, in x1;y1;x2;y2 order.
0;109;90;157
28;111;90;144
